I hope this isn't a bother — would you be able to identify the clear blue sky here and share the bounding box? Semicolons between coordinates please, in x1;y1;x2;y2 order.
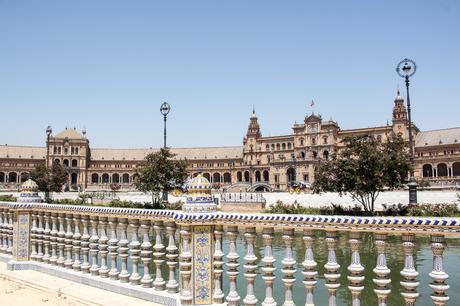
1;1;459;148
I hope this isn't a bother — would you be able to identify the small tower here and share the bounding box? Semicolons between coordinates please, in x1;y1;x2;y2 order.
392;89;409;139
246;108;261;139
18;179;42;203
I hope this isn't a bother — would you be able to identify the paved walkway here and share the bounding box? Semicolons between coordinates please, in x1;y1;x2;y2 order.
0;262;158;306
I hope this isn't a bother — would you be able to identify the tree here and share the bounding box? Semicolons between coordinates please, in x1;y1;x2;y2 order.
30;161;68;201
134;148;188;205
313;134;411;212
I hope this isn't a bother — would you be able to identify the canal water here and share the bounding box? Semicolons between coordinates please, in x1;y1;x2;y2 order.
115;229;459;305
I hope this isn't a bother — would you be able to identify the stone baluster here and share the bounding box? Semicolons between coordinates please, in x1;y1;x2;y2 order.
30;212;37;260
213;225;224;303
80;215;91;273
282;228;296;306
89;216;100;275
348;232;365;306
399;234;419;306
64;214;74;269
36;212;44;261
429;235;449;306
165;221;179;293
72;215;82;271
262;227;276;306
302;230;317;306
57;213;66;267
140;219;153;288
226;225;240;306
7;211;13;255
243;226;257;306
324;231;340;306
373;233;391;306
98;217;109;277
179;225;192;305
43;212;51;264
108;217;119;280
153;221;166;290
118;218;130;282
0;210;5;253
50;213;58;265
128;219;141;285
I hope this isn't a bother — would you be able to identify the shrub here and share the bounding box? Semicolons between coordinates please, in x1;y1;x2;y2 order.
407;203;460;217
0;194;16;202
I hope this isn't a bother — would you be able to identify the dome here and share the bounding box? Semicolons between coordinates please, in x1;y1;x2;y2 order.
183;174;216;213
395;90;404;102
21;179;38;192
186;174;212;194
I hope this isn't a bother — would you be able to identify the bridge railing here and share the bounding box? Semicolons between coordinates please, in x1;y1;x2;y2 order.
0;201;458;306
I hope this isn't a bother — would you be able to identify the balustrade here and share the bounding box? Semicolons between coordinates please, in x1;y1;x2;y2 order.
0;203;458;306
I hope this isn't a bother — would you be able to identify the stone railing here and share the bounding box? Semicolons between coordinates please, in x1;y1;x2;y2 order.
220;193;266;203
1;201;459;306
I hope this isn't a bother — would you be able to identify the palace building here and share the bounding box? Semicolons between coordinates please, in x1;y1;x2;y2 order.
1;91;459;192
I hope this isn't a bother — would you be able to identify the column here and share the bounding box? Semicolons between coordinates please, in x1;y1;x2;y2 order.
348;232;365;306
50;213;58;265
165;221;179;293
80;215;91;273
373;233;391;306
42;212;51;264
108;217;119;280
118;218;130;282
30;212;38;260
128;219;141;285
72;215;82;271
179;225;192;305
282;228;296;306
140;219;153;288
89;216;99;275
57;213;66;267
226;225;240;306
324;231;340;306
302;229;317;306
262;227;276;306
64;214;74;269
429;235;449;306
213;225;224;303
243;226;258;306
400;234;419;306
153;221;165;290
98;217;109;277
36;212;44;261
0;210;6;253
7;211;13;255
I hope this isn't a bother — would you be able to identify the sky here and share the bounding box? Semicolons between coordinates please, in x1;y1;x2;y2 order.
1;0;459;148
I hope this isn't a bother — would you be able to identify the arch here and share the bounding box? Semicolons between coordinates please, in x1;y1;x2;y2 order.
71;159;78;167
282;143;286;150
0;172;4;183
212;173;221;183
301;151;306;159
265;144;270;151
323;150;329;160
8;172;17;183
237;171;242;182
91;173;99;184
453;162;460;176
131;173;139;183
286;167;296;183
263;170;269;182
223;172;231;184
287;143;292;150
244;171;250;182
71;173;78;185
122;173;130;184
63;159;69;167
312;151;318;159
112;173;120;183
276;144;280;151
271;144;275;151
20;172;29;183
422;164;433;178
248;183;271;192
203;173;211;181
437;163;448;177
54;159;60;164
255;170;261;182
299;138;304;146
102;173;110;183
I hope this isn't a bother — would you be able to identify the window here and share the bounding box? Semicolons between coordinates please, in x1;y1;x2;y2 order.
300;138;304;146
311;138;316;145
287;143;292;149
323;136;328;144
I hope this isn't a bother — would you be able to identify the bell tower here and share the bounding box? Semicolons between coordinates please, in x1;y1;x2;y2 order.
392;90;409;139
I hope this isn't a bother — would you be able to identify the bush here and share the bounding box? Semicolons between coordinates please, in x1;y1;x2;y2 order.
381;203;409;216
51;198;86;205
108;199;183;210
0;194;16;202
407;203;460;217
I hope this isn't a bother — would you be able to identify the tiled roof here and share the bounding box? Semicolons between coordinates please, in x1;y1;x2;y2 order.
54;128;85;139
415;127;460;147
0;145;46;159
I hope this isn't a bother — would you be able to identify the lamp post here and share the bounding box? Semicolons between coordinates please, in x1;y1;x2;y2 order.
160;102;171;203
45;126;52;201
396;58;417;204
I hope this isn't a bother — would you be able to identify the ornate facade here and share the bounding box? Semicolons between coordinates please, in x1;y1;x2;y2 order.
1;91;459;191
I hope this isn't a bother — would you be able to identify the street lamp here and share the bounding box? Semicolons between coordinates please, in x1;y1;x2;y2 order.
46;126;52;169
160;102;171;203
396;58;417;204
